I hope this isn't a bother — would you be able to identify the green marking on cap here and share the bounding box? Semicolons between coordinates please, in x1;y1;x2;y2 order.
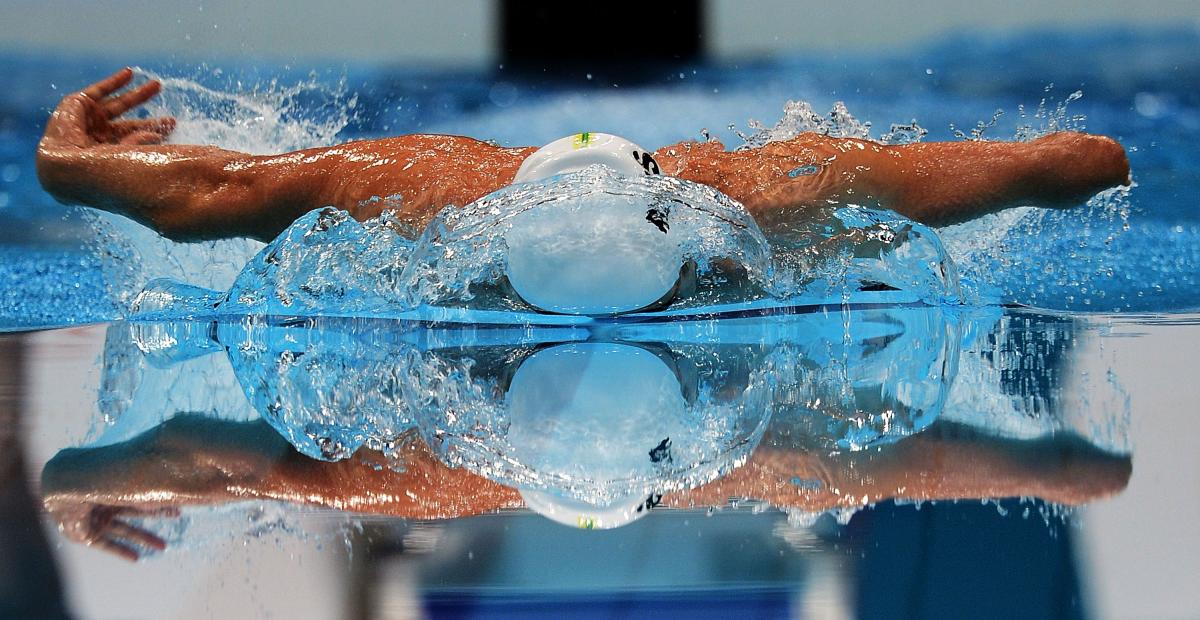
572;132;592;149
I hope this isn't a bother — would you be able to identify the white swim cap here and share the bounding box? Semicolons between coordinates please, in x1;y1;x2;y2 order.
506;342;686;528
505;133;683;315
513;132;660;183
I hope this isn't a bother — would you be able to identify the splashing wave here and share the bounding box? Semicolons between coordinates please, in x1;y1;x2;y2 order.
133;165;960;321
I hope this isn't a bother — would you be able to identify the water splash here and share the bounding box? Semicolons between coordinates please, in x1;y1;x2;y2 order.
934;90;1109;305
1014;88;1088;141
86;73;1132;315
734;91;1136;310
133;166;960;321
941;91;1133;309
143;68;357;155
85;68;357;307
734;100;877;150
735;100;929;149
220;318;418;461
103;305;969;504
87;305;1130;521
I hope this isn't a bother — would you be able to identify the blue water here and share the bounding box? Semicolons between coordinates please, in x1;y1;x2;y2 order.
6;30;1195;618
125;167;959;325
1;28;1198;328
83;302;1130;526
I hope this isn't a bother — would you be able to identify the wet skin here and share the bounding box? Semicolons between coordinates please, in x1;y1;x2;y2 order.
32;71;1137;560
36;69;1132;243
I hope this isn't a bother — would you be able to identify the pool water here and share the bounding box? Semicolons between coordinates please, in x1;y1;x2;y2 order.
0;28;1198;619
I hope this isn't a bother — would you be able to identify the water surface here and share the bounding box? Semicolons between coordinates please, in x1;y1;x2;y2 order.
0;28;1197;619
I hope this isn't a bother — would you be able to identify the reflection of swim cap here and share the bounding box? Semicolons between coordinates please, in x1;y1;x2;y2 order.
505;133;683;315
506;342;686;527
519;488;659;530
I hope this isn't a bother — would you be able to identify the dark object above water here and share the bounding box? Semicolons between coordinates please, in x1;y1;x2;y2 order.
500;0;704;83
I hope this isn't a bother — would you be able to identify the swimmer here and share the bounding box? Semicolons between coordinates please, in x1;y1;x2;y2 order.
36;69;1132;312
37;68;1131;241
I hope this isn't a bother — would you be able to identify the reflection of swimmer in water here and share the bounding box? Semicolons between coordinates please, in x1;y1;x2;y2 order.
41;414;1130;560
38;69;1130;242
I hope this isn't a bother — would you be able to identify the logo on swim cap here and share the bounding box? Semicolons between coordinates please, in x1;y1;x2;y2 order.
630;150;661;175
572;132;594;149
646;204;670;233
513;133;660;184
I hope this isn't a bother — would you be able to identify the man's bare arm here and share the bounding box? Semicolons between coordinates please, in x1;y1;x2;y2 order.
36;69;533;241
669;423;1131;511
657;131;1131;227
41;70;1131;242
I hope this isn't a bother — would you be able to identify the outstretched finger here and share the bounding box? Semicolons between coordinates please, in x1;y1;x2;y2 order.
109;520;167;551
82;67;134;100
103;80;162;119
115;505;181;518
93;537;140;562
112;116;175;137
120;130;166;145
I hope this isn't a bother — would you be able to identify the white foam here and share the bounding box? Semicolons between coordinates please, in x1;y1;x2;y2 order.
504;193;684;314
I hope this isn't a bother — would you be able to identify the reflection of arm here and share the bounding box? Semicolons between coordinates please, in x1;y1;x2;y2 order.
668;421;1131;511
41;415;520;520
263;434;522;519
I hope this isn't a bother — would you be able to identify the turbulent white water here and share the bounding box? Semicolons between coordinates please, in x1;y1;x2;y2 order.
90;71;1131;316
130;165;960;320
732;92;1134;307
86;68;358;306
92;304;1131;509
